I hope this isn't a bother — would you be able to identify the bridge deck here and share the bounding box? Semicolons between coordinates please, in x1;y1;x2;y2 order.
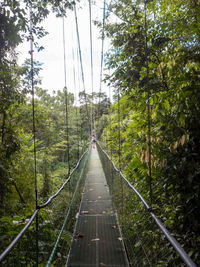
66;146;129;267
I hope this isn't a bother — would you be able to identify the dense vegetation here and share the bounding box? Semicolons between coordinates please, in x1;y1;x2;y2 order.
0;0;199;265
98;0;200;264
0;0;93;263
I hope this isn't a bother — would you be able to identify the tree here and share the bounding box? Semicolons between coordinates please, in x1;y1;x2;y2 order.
100;0;200;263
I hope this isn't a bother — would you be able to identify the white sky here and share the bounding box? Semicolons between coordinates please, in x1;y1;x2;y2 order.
17;0;112;100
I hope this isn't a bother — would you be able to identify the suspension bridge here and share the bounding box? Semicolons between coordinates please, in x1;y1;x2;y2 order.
0;0;198;266
0;141;197;266
67;145;129;267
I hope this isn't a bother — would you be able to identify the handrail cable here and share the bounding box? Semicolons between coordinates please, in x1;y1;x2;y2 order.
39;147;89;208
0;148;89;263
97;141;197;267
62;17;70;173
89;0;94;133
74;3;91;132
97;0;106;119
29;4;39;266
46;147;88;266
0;6;91;264
144;0;152;205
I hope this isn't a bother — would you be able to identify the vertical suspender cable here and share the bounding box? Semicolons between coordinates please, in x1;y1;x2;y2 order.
63;18;67;90
29;4;38;266
74;4;91;133
72;34;80;160
108;69;112;159
89;0;94;133
98;0;106;120
62;17;70;173
117;87;124;224
144;0;152;205
117;88;121;170
108;69;111;155
76;46;84;152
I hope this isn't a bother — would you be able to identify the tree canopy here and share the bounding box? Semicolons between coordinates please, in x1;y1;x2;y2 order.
99;0;200;264
0;0;199;265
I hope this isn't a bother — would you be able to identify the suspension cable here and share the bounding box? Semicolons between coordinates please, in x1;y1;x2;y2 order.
117;87;124;223
63;18;67;89
62;17;70;174
144;0;152;205
72;31;80;160
97;141;197;267
108;69;112;159
98;0;106;119
0;148;89;262
74;3;91;132
89;0;94;133
29;4;39;266
76;44;84;150
46;152;88;266
117;88;121;170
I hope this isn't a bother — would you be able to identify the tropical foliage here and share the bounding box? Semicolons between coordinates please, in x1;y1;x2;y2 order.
0;0;91;264
0;0;199;265
99;0;200;264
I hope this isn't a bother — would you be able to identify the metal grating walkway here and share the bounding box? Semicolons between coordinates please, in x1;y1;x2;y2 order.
66;146;129;267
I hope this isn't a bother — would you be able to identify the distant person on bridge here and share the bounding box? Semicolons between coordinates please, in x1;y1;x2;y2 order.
91;130;96;149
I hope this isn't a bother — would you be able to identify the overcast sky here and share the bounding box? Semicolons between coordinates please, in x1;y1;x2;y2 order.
17;0;112;101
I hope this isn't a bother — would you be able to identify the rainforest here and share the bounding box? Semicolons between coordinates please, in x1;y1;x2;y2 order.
0;0;200;265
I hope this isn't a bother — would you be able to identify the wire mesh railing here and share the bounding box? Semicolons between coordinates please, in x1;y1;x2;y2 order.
0;147;90;266
97;142;196;267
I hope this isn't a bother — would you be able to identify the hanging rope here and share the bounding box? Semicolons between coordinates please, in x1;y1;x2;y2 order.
89;0;94;133
46;154;88;266
117;87;124;222
62;17;70;174
98;0;106;119
72;31;80;160
108;69;112;159
144;0;152;205
76;44;84;151
74;4;91;132
117;88;121;170
63;18;67;90
29;4;39;266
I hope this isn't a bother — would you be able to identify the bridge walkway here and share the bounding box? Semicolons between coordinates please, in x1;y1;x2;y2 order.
66;145;129;267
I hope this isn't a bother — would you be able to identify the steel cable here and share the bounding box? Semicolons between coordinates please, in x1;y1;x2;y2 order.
29;4;39;266
89;0;94;132
98;0;106;120
71;32;80;160
45;148;88;266
144;0;152;205
62;17;70;174
0;148;89;263
97;141;197;267
74;3;91;132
